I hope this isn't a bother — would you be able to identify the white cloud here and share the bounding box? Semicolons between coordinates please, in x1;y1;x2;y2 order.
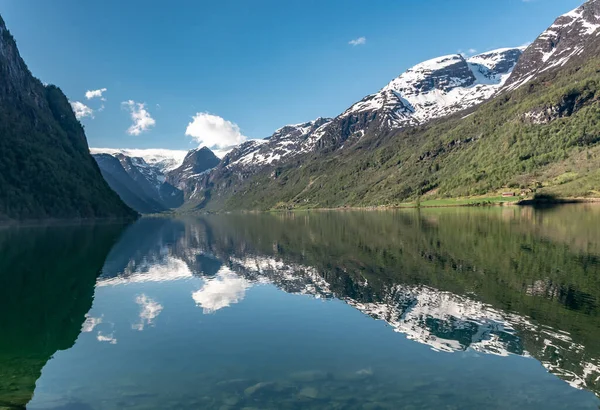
349;37;366;46
185;112;247;149
458;48;478;57
122;100;156;135
132;294;163;331
192;267;251;314
71;101;94;120
86;88;107;100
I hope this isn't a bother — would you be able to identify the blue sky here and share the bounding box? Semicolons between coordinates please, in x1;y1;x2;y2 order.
0;0;584;151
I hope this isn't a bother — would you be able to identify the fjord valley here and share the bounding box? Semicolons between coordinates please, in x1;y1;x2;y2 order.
2;1;600;409
83;0;600;214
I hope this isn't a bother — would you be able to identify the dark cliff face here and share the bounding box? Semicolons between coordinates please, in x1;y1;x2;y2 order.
411;55;476;93
167;147;220;192
93;154;169;214
505;0;600;90
0;15;136;220
470;48;524;77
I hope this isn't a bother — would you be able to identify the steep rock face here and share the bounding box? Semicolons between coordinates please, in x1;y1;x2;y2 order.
505;0;600;90
92;151;184;213
93;154;168;214
166;147;220;192
0;16;136;220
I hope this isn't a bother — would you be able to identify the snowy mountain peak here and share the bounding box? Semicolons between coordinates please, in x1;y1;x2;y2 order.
504;0;600;90
341;46;523;129
467;47;526;77
90;148;188;173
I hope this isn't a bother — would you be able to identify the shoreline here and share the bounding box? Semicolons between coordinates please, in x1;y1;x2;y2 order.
262;196;600;213
0;216;138;229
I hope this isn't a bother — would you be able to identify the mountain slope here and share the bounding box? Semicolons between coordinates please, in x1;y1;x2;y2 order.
93;153;168;213
505;0;600;90
193;0;600;211
167;147;220;194
0;16;136;221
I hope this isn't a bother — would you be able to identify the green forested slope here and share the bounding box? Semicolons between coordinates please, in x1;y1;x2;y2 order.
205;56;600;211
0;16;136;220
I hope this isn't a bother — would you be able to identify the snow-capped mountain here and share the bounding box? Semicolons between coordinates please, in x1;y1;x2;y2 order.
92;147;222;212
92;152;184;213
90;148;188;173
504;0;600;90
167;147;220;192
312;47;523;148
182;47;522;193
221;117;333;171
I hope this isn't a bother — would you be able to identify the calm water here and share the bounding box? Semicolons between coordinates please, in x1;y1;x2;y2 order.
2;206;600;409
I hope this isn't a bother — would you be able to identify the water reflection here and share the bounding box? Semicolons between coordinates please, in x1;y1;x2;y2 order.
96;208;600;398
3;206;600;409
0;224;127;408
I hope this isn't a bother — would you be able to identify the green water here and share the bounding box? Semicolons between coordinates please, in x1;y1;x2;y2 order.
2;205;600;409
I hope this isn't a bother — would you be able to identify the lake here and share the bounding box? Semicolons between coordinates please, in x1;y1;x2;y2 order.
2;205;600;409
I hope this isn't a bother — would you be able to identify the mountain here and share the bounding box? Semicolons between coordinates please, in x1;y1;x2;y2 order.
89;148;188;173
92;147;220;213
176;47;524;209
313;48;523;149
167;147;220;194
0;16;136;221
504;0;600;90
205;49;521;179
185;0;600;211
93;153;171;214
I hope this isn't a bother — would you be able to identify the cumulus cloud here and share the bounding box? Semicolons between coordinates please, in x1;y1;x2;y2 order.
122;100;156;135
185;112;247;149
192;268;251;314
71;101;94;120
349;37;366;46
86;88;107;100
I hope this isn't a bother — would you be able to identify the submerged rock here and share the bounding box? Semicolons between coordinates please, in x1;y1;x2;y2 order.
298;386;319;399
244;382;276;397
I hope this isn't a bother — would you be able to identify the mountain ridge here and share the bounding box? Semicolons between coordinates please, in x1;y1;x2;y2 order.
186;0;600;211
0;16;136;221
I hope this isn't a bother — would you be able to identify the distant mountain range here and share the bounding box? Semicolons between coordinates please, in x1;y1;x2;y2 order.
90;147;219;213
88;0;600;213
0;1;598;218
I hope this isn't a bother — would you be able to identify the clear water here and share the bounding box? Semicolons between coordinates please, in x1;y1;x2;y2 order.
2;206;600;409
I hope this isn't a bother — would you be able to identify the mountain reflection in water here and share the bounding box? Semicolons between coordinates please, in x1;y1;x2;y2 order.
2;205;600;409
99;207;600;398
